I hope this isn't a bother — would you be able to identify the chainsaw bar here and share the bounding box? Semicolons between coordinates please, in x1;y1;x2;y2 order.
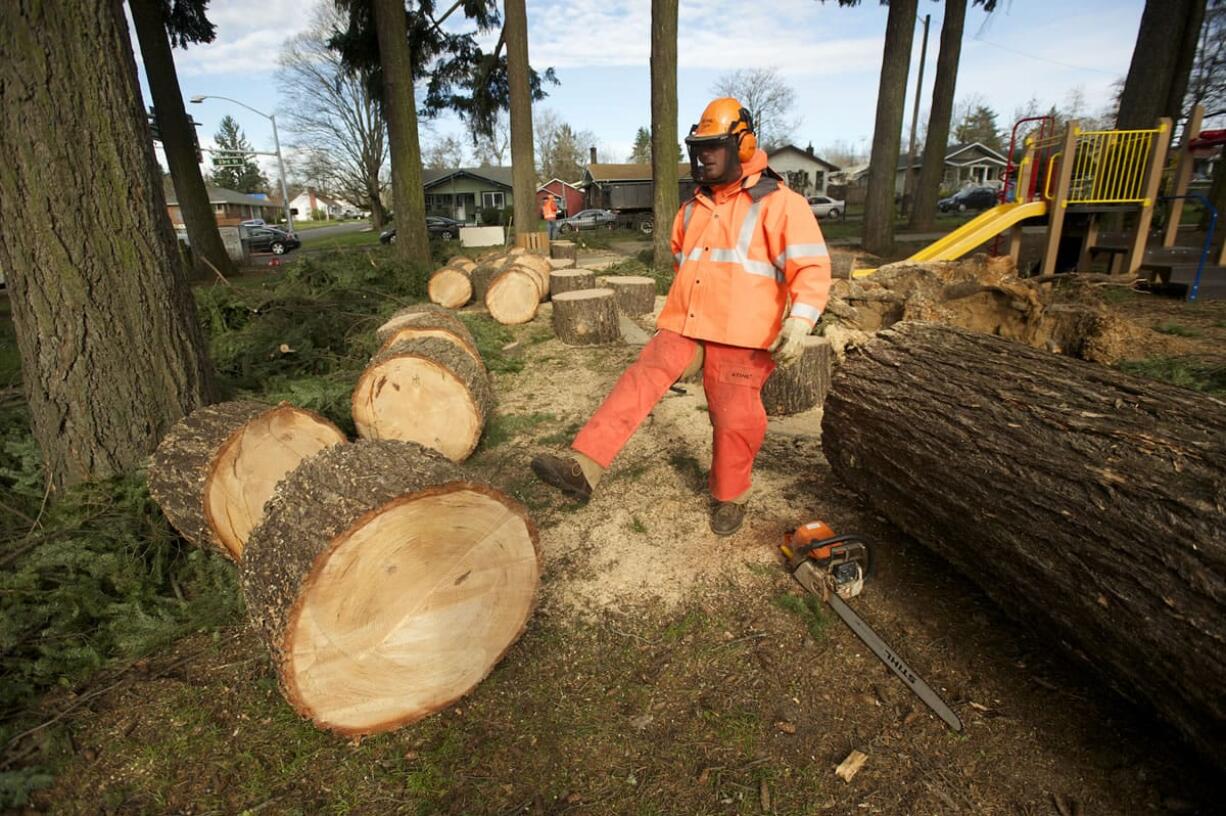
790;561;963;733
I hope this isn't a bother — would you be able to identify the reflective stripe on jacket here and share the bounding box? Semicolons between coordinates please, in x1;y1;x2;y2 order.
658;149;832;349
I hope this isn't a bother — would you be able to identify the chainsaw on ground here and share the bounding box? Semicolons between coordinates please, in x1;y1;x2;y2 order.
780;521;963;732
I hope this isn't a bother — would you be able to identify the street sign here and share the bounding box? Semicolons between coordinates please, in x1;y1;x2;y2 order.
212;156;247;167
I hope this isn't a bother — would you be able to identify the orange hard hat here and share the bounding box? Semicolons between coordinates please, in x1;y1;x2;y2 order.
686;97;757;162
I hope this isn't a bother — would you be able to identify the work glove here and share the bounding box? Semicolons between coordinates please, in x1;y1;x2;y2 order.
770;316;813;368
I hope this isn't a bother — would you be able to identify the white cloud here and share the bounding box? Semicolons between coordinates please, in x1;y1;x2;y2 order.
171;0;313;77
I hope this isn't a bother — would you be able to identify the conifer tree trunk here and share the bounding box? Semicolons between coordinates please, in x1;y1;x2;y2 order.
650;0;679;272
862;0;917;255
0;0;214;489
1116;0;1206;128
129;0;236;281
372;0;430;265
909;0;965;232
505;0;538;239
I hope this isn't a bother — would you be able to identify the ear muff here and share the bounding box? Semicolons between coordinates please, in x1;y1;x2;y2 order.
735;107;757;162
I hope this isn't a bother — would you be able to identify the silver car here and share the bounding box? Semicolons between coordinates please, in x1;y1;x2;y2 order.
559;208;616;232
806;195;844;219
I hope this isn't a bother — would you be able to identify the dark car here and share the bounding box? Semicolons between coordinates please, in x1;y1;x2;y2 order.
241;225;300;255
938;186;999;213
559;208;616;232
379;216;463;244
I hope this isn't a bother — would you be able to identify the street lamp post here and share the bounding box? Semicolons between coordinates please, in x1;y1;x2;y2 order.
190;94;294;233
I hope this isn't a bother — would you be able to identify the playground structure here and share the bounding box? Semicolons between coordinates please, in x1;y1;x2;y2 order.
859;104;1226;300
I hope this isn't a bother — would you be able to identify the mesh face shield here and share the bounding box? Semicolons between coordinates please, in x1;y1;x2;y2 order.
686;131;742;187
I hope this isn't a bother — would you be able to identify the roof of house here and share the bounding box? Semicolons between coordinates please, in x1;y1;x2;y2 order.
537;178;582;191
766;145;841;171
897;142;1009;171
584;163;693;183
162;177;277;207
422;166;515;189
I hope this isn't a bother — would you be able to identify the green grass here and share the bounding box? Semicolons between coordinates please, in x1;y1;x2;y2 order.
628;515;648;534
457;314;524;374
289;219;369;232
1116;356;1226;394
298;230;382;250
480;412;555;450
1154;321;1203;338
772;592;830;641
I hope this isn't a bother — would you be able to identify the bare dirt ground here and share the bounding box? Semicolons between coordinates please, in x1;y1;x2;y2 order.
32;246;1224;816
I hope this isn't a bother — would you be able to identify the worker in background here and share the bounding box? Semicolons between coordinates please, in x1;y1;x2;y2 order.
532;98;831;536
543;194;559;240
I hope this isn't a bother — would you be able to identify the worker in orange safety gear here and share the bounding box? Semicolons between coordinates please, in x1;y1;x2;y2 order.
542;195;560;240
531;98;831;536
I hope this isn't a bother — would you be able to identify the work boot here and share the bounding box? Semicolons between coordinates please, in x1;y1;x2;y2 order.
531;453;593;501
710;501;746;536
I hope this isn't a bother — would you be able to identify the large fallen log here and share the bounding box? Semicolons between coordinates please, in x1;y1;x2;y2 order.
149;400;347;560
821;321;1226;767
240;439;539;736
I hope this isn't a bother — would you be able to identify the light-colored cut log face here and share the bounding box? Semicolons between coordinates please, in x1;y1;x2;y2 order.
428;269;472;309
379;326;480;366
205;406;347;559
486;271;539;324
353;357;481;461
285;489;539;733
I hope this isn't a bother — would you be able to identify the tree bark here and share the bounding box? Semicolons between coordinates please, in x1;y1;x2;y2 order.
908;0;966;232
372;0;430;266
551;289;620;345
1116;0;1206;128
650;0;679;273
376;308;483;369
862;0;917;256
0;0;215;490
549;269;596;297
761;337;832;416
129;0;235;281
505;0;537;238
1203;150;1226;232
550;240;577;261
239;439;539;736
822;321;1226;768
599;275;657;316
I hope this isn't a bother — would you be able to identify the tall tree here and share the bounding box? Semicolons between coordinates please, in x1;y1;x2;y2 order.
909;0;966;231
129;0;235;279
710;67;799;150
651;0;679;272
629;126;652;163
209;116;270;193
505;0;537;237
1116;0;1207;129
278;4;390;228
1;0;214;488
535;112;591;183
953;102;1004;152
372;0;431;263
423;135;467;169
473;111;510;166
1189;1;1226;229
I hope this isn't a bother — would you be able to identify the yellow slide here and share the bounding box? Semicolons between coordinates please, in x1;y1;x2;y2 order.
906;200;1048;262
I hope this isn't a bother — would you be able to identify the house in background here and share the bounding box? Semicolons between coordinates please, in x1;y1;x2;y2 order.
766;145;841;197
162;177;281;226
580;162;695;211
423;166;514;224
896;142;1008;195
536;178;584;217
289;188;359;220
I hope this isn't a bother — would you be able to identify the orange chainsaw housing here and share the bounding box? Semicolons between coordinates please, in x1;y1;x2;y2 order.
783;520;840;560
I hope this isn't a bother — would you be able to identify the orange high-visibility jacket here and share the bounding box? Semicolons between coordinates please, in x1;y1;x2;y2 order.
542;197;558;220
658;149;831;349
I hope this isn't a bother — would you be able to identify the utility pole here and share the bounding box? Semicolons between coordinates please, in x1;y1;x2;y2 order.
903;13;930;218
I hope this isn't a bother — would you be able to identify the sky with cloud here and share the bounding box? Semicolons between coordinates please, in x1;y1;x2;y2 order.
132;0;1146;179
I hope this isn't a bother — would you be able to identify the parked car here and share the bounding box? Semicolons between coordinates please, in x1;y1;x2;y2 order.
806;195;844;219
559;208;616;232
241;225;300;255
379;216;463;244
938;186;999;213
239;218;267;228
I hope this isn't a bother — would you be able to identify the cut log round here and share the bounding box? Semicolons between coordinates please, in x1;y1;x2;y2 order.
761;336;833;416
509;254;552;301
446;255;476;273
427;264;473;309
549;257;576;271
485;267;541;325
375;303;455;343
549;268;596;298
551;288;620;345
239;438;540;736
352;337;493;461
377;309;483;370
550;240;577;261
149;400;347;560
599;275;657;316
469;256;509;303
821;321;1226;768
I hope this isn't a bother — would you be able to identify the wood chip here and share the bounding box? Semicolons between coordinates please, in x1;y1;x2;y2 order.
835;749;868;783
759;779;771;812
902;709;922;726
774;720;796;735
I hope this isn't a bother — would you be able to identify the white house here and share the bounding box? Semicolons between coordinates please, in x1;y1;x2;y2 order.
289;188;360;220
766;144;841;197
896;142;1009;195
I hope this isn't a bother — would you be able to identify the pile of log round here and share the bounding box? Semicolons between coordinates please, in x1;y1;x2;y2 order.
599;275;657;316
375;305;483;370
352;336;493;462
240;439;540;736
761;336;833;415
149;400;347;560
822;321;1226;768
552;288;620;345
549;268;596;298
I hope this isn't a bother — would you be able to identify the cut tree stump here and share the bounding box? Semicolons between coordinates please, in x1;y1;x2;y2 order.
485;267;540;325
550;240;577;262
549;268;596;298
240;439;540;736
599;275;657;316
149;400;347;561
376;309;483;370
821;321;1226;768
352;337;493;462
551;288;621;346
761;336;833;415
427;264;473;309
469;256;509;303
549;257;576;271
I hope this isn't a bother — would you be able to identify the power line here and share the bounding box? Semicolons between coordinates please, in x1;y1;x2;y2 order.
972;38;1122;76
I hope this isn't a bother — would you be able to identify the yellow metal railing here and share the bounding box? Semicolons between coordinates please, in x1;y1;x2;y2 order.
1065;128;1159;205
